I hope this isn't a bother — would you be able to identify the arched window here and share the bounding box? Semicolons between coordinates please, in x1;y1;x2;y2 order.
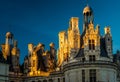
89;39;95;50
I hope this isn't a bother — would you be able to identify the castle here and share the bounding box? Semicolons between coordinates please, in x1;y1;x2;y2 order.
0;5;120;82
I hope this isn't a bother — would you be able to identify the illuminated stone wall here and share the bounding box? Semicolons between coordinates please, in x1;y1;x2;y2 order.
25;43;56;77
58;17;80;66
22;4;120;82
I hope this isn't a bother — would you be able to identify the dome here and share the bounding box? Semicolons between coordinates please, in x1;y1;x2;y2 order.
6;32;13;38
83;5;93;14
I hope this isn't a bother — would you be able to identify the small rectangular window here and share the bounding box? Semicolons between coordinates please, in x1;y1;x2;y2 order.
89;39;95;50
89;55;96;61
82;70;85;82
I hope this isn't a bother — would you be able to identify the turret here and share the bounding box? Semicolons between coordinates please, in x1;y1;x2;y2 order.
83;5;93;32
82;5;101;61
68;17;80;49
24;56;29;75
58;31;66;66
11;40;20;56
6;32;14;45
49;42;56;59
104;27;113;59
5;32;14;58
11;40;20;72
69;17;79;31
58;31;67;49
28;43;34;55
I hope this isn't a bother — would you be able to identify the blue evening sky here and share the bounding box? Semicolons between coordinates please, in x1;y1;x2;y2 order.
0;0;120;64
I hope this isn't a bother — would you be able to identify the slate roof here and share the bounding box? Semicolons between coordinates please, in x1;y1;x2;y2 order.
75;48;84;58
100;37;108;57
75;37;109;58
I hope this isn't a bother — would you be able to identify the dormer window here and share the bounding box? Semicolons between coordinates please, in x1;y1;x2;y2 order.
89;39;95;50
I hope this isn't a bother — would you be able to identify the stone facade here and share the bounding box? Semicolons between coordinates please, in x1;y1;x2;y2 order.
0;4;120;82
23;42;57;77
0;32;21;82
22;5;120;82
0;62;9;82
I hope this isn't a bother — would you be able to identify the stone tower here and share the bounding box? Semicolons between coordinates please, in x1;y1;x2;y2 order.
68;17;80;49
57;17;80;66
4;32;14;59
68;17;80;58
104;27;113;59
11;40;20;72
58;31;67;66
82;5;101;61
83;5;93;32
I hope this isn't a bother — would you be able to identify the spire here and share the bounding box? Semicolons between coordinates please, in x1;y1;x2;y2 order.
13;40;17;48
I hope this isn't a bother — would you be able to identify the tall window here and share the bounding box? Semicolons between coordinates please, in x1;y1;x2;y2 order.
58;78;60;82
63;78;65;82
89;69;96;82
89;39;95;50
82;70;85;82
89;55;96;61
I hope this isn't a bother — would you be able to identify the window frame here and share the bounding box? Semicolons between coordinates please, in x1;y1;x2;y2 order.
82;70;85;82
89;69;96;82
89;39;95;50
89;55;96;61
